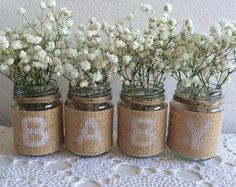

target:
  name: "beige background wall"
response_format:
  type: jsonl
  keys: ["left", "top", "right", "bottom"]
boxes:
{"left": 0, "top": 0, "right": 236, "bottom": 133}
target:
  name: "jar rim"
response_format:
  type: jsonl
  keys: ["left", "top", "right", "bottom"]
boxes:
{"left": 13, "top": 79, "right": 58, "bottom": 97}
{"left": 68, "top": 82, "right": 111, "bottom": 98}
{"left": 175, "top": 84, "right": 222, "bottom": 100}
{"left": 121, "top": 83, "right": 165, "bottom": 99}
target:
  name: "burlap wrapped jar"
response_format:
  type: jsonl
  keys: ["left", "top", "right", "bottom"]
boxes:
{"left": 167, "top": 85, "right": 224, "bottom": 161}
{"left": 65, "top": 83, "right": 113, "bottom": 156}
{"left": 118, "top": 84, "right": 167, "bottom": 157}
{"left": 11, "top": 80, "right": 63, "bottom": 156}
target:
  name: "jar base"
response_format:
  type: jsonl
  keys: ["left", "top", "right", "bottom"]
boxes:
{"left": 15, "top": 147, "right": 63, "bottom": 157}
{"left": 168, "top": 147, "right": 216, "bottom": 162}
{"left": 67, "top": 148, "right": 112, "bottom": 157}
{"left": 118, "top": 145, "right": 163, "bottom": 158}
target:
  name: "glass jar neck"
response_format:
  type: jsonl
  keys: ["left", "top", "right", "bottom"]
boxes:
{"left": 68, "top": 83, "right": 112, "bottom": 98}
{"left": 174, "top": 84, "right": 222, "bottom": 103}
{"left": 13, "top": 80, "right": 59, "bottom": 98}
{"left": 120, "top": 84, "right": 165, "bottom": 100}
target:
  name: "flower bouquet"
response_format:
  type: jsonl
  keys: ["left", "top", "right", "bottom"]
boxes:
{"left": 167, "top": 19, "right": 236, "bottom": 160}
{"left": 0, "top": 0, "right": 73, "bottom": 156}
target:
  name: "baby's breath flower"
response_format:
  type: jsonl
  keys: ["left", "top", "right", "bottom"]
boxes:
{"left": 47, "top": 0, "right": 56, "bottom": 7}
{"left": 141, "top": 4, "right": 152, "bottom": 12}
{"left": 0, "top": 0, "right": 72, "bottom": 86}
{"left": 80, "top": 80, "right": 88, "bottom": 87}
{"left": 163, "top": 3, "right": 172, "bottom": 13}
{"left": 11, "top": 40, "right": 22, "bottom": 49}
{"left": 106, "top": 3, "right": 177, "bottom": 88}
{"left": 17, "top": 7, "right": 26, "bottom": 15}
{"left": 0, "top": 36, "right": 9, "bottom": 50}
{"left": 40, "top": 1, "right": 47, "bottom": 9}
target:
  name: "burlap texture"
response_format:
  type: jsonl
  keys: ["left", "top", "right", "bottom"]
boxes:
{"left": 11, "top": 104, "right": 63, "bottom": 156}
{"left": 118, "top": 104, "right": 167, "bottom": 157}
{"left": 167, "top": 104, "right": 224, "bottom": 160}
{"left": 65, "top": 106, "right": 113, "bottom": 156}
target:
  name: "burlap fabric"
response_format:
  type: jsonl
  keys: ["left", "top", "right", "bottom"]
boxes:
{"left": 12, "top": 94, "right": 63, "bottom": 156}
{"left": 65, "top": 107, "right": 113, "bottom": 156}
{"left": 167, "top": 101, "right": 224, "bottom": 160}
{"left": 65, "top": 95, "right": 113, "bottom": 156}
{"left": 118, "top": 103, "right": 167, "bottom": 157}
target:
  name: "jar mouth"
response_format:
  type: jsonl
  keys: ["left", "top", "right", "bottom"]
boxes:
{"left": 174, "top": 84, "right": 222, "bottom": 100}
{"left": 121, "top": 83, "right": 165, "bottom": 99}
{"left": 14, "top": 79, "right": 58, "bottom": 97}
{"left": 69, "top": 82, "right": 111, "bottom": 98}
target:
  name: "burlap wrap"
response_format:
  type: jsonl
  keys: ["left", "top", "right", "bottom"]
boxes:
{"left": 12, "top": 104, "right": 63, "bottom": 156}
{"left": 65, "top": 106, "right": 113, "bottom": 156}
{"left": 167, "top": 104, "right": 224, "bottom": 160}
{"left": 118, "top": 104, "right": 167, "bottom": 157}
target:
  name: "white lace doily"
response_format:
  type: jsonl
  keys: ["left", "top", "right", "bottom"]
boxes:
{"left": 0, "top": 126, "right": 235, "bottom": 187}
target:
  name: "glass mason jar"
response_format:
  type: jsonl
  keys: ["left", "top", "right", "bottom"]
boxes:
{"left": 11, "top": 80, "right": 63, "bottom": 156}
{"left": 167, "top": 85, "right": 224, "bottom": 161}
{"left": 118, "top": 84, "right": 167, "bottom": 157}
{"left": 65, "top": 83, "right": 113, "bottom": 156}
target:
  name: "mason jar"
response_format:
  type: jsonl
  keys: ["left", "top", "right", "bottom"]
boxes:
{"left": 117, "top": 84, "right": 167, "bottom": 157}
{"left": 65, "top": 83, "right": 113, "bottom": 156}
{"left": 167, "top": 85, "right": 224, "bottom": 161}
{"left": 11, "top": 80, "right": 63, "bottom": 156}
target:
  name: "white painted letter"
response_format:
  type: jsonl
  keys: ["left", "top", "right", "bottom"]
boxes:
{"left": 187, "top": 120, "right": 211, "bottom": 150}
{"left": 22, "top": 117, "right": 49, "bottom": 147}
{"left": 77, "top": 117, "right": 103, "bottom": 145}
{"left": 130, "top": 118, "right": 156, "bottom": 147}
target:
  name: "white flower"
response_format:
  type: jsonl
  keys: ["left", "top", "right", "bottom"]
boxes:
{"left": 125, "top": 80, "right": 130, "bottom": 86}
{"left": 87, "top": 30, "right": 97, "bottom": 38}
{"left": 115, "top": 40, "right": 126, "bottom": 48}
{"left": 192, "top": 76, "right": 201, "bottom": 86}
{"left": 35, "top": 50, "right": 47, "bottom": 60}
{"left": 19, "top": 51, "right": 27, "bottom": 59}
{"left": 182, "top": 78, "right": 191, "bottom": 88}
{"left": 32, "top": 61, "right": 41, "bottom": 68}
{"left": 40, "top": 1, "right": 47, "bottom": 9}
{"left": 33, "top": 36, "right": 42, "bottom": 44}
{"left": 93, "top": 71, "right": 102, "bottom": 82}
{"left": 54, "top": 49, "right": 61, "bottom": 57}
{"left": 184, "top": 19, "right": 194, "bottom": 33}
{"left": 5, "top": 58, "right": 14, "bottom": 66}
{"left": 141, "top": 4, "right": 152, "bottom": 12}
{"left": 127, "top": 12, "right": 134, "bottom": 21}
{"left": 11, "top": 40, "right": 22, "bottom": 49}
{"left": 164, "top": 3, "right": 172, "bottom": 13}
{"left": 88, "top": 53, "right": 97, "bottom": 61}
{"left": 17, "top": 7, "right": 26, "bottom": 15}
{"left": 145, "top": 37, "right": 153, "bottom": 48}
{"left": 108, "top": 54, "right": 118, "bottom": 64}
{"left": 80, "top": 80, "right": 88, "bottom": 87}
{"left": 68, "top": 48, "right": 77, "bottom": 58}
{"left": 0, "top": 64, "right": 8, "bottom": 71}
{"left": 0, "top": 36, "right": 9, "bottom": 50}
{"left": 61, "top": 7, "right": 72, "bottom": 16}
{"left": 131, "top": 40, "right": 139, "bottom": 50}
{"left": 46, "top": 41, "right": 55, "bottom": 51}
{"left": 44, "top": 56, "right": 52, "bottom": 64}
{"left": 80, "top": 60, "right": 91, "bottom": 71}
{"left": 47, "top": 0, "right": 56, "bottom": 7}
{"left": 24, "top": 65, "right": 31, "bottom": 72}
{"left": 123, "top": 55, "right": 132, "bottom": 64}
